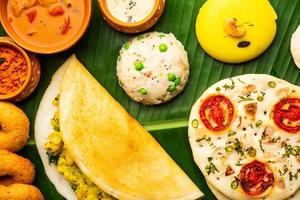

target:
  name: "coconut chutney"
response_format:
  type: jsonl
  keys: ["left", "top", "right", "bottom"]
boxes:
{"left": 106, "top": 0, "right": 156, "bottom": 23}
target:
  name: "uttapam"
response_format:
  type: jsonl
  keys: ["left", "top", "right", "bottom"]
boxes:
{"left": 189, "top": 74, "right": 300, "bottom": 200}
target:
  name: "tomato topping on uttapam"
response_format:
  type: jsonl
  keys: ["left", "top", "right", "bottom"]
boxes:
{"left": 199, "top": 95, "right": 234, "bottom": 131}
{"left": 239, "top": 160, "right": 274, "bottom": 196}
{"left": 273, "top": 98, "right": 300, "bottom": 133}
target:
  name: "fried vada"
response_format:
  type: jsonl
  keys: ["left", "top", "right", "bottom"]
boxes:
{"left": 0, "top": 150, "right": 35, "bottom": 186}
{"left": 0, "top": 101, "right": 30, "bottom": 152}
{"left": 0, "top": 183, "right": 44, "bottom": 200}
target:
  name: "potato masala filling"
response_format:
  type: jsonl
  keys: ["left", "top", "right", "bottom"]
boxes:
{"left": 44, "top": 95, "right": 115, "bottom": 200}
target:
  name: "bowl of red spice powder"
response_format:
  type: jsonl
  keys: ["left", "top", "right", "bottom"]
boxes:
{"left": 0, "top": 37, "right": 40, "bottom": 101}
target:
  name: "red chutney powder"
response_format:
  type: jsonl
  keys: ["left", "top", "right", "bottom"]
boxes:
{"left": 0, "top": 46, "right": 28, "bottom": 96}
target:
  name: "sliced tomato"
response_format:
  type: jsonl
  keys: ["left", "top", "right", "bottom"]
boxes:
{"left": 239, "top": 160, "right": 274, "bottom": 196}
{"left": 48, "top": 5, "right": 65, "bottom": 16}
{"left": 26, "top": 9, "right": 37, "bottom": 23}
{"left": 273, "top": 98, "right": 300, "bottom": 133}
{"left": 199, "top": 95, "right": 234, "bottom": 131}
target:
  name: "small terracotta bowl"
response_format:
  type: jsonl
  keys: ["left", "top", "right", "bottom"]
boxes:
{"left": 98, "top": 0, "right": 165, "bottom": 34}
{"left": 0, "top": 37, "right": 41, "bottom": 102}
{"left": 0, "top": 0, "right": 92, "bottom": 54}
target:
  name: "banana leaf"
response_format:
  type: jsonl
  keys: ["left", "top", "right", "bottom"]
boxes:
{"left": 0, "top": 0, "right": 300, "bottom": 199}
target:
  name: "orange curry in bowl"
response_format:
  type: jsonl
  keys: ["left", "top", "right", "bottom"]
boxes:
{"left": 0, "top": 45, "right": 30, "bottom": 97}
{"left": 5, "top": 0, "right": 86, "bottom": 52}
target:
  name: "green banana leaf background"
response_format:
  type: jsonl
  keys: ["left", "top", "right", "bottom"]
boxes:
{"left": 1, "top": 0, "right": 300, "bottom": 199}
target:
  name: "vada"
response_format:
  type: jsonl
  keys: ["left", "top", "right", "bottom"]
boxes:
{"left": 0, "top": 183, "right": 44, "bottom": 200}
{"left": 0, "top": 102, "right": 30, "bottom": 152}
{"left": 0, "top": 150, "right": 35, "bottom": 186}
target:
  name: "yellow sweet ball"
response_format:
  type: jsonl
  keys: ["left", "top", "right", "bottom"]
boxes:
{"left": 196, "top": 0, "right": 277, "bottom": 63}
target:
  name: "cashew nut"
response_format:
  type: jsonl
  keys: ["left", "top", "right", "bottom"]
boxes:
{"left": 224, "top": 18, "right": 247, "bottom": 38}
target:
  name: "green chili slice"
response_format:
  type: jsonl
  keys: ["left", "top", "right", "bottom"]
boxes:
{"left": 192, "top": 119, "right": 199, "bottom": 128}
{"left": 225, "top": 146, "right": 234, "bottom": 153}
{"left": 257, "top": 96, "right": 264, "bottom": 102}
{"left": 268, "top": 81, "right": 276, "bottom": 88}
{"left": 256, "top": 120, "right": 263, "bottom": 128}
{"left": 231, "top": 179, "right": 239, "bottom": 189}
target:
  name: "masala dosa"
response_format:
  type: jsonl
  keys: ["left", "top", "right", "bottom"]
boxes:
{"left": 35, "top": 55, "right": 203, "bottom": 200}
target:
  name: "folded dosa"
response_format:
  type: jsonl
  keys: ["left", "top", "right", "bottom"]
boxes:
{"left": 59, "top": 55, "right": 203, "bottom": 199}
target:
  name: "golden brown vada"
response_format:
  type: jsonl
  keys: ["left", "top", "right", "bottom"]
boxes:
{"left": 0, "top": 184, "right": 44, "bottom": 200}
{"left": 0, "top": 150, "right": 35, "bottom": 186}
{"left": 0, "top": 101, "right": 30, "bottom": 152}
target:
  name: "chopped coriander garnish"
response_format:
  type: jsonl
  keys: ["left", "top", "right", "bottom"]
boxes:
{"left": 233, "top": 138, "right": 244, "bottom": 156}
{"left": 261, "top": 91, "right": 266, "bottom": 96}
{"left": 279, "top": 165, "right": 288, "bottom": 176}
{"left": 289, "top": 169, "right": 300, "bottom": 181}
{"left": 259, "top": 139, "right": 265, "bottom": 153}
{"left": 236, "top": 160, "right": 242, "bottom": 166}
{"left": 238, "top": 78, "right": 246, "bottom": 84}
{"left": 216, "top": 87, "right": 221, "bottom": 92}
{"left": 47, "top": 152, "right": 59, "bottom": 165}
{"left": 292, "top": 147, "right": 299, "bottom": 156}
{"left": 283, "top": 144, "right": 300, "bottom": 158}
{"left": 270, "top": 136, "right": 281, "bottom": 143}
{"left": 238, "top": 96, "right": 254, "bottom": 103}
{"left": 223, "top": 79, "right": 235, "bottom": 90}
{"left": 228, "top": 131, "right": 237, "bottom": 137}
{"left": 196, "top": 135, "right": 206, "bottom": 142}
{"left": 205, "top": 157, "right": 219, "bottom": 175}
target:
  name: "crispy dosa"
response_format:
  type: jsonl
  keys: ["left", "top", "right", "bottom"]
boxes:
{"left": 57, "top": 55, "right": 203, "bottom": 199}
